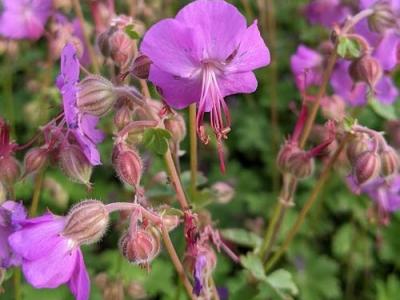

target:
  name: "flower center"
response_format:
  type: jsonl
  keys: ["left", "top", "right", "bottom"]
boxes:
{"left": 196, "top": 62, "right": 231, "bottom": 172}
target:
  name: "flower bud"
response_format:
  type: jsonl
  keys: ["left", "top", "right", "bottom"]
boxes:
{"left": 63, "top": 200, "right": 109, "bottom": 245}
{"left": 59, "top": 145, "right": 92, "bottom": 186}
{"left": 277, "top": 142, "right": 298, "bottom": 173}
{"left": 110, "top": 30, "right": 135, "bottom": 68}
{"left": 349, "top": 55, "right": 382, "bottom": 89}
{"left": 368, "top": 1, "right": 398, "bottom": 33}
{"left": 353, "top": 151, "right": 382, "bottom": 184}
{"left": 97, "top": 28, "right": 116, "bottom": 57}
{"left": 113, "top": 145, "right": 142, "bottom": 187}
{"left": 346, "top": 133, "right": 370, "bottom": 163}
{"left": 119, "top": 228, "right": 161, "bottom": 265}
{"left": 286, "top": 151, "right": 314, "bottom": 179}
{"left": 114, "top": 105, "right": 132, "bottom": 130}
{"left": 211, "top": 182, "right": 235, "bottom": 204}
{"left": 126, "top": 281, "right": 147, "bottom": 299}
{"left": 0, "top": 156, "right": 20, "bottom": 186}
{"left": 165, "top": 113, "right": 186, "bottom": 144}
{"left": 380, "top": 146, "right": 399, "bottom": 177}
{"left": 77, "top": 75, "right": 117, "bottom": 117}
{"left": 22, "top": 147, "right": 48, "bottom": 177}
{"left": 94, "top": 272, "right": 109, "bottom": 290}
{"left": 130, "top": 54, "right": 152, "bottom": 79}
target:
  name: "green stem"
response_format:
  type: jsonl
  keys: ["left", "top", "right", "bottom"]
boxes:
{"left": 13, "top": 268, "right": 22, "bottom": 300}
{"left": 29, "top": 169, "right": 45, "bottom": 217}
{"left": 189, "top": 104, "right": 198, "bottom": 197}
{"left": 264, "top": 134, "right": 351, "bottom": 271}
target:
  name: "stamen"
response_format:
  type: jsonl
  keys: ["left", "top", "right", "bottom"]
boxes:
{"left": 196, "top": 63, "right": 231, "bottom": 172}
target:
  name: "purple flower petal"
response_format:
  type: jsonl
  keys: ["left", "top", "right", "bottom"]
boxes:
{"left": 374, "top": 30, "right": 400, "bottom": 71}
{"left": 375, "top": 76, "right": 399, "bottom": 105}
{"left": 140, "top": 18, "right": 202, "bottom": 77}
{"left": 176, "top": 0, "right": 247, "bottom": 61}
{"left": 219, "top": 71, "right": 258, "bottom": 97}
{"left": 0, "top": 0, "right": 52, "bottom": 40}
{"left": 9, "top": 214, "right": 65, "bottom": 260}
{"left": 22, "top": 238, "right": 77, "bottom": 288}
{"left": 193, "top": 255, "right": 207, "bottom": 296}
{"left": 68, "top": 250, "right": 90, "bottom": 300}
{"left": 148, "top": 65, "right": 202, "bottom": 109}
{"left": 305, "top": 0, "right": 350, "bottom": 28}
{"left": 224, "top": 21, "right": 270, "bottom": 73}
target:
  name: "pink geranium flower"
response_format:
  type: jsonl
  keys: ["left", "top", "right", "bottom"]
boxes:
{"left": 140, "top": 0, "right": 270, "bottom": 171}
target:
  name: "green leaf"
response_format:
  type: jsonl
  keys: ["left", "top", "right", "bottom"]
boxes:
{"left": 221, "top": 228, "right": 262, "bottom": 249}
{"left": 337, "top": 36, "right": 361, "bottom": 59}
{"left": 343, "top": 116, "right": 357, "bottom": 132}
{"left": 142, "top": 128, "right": 172, "bottom": 155}
{"left": 369, "top": 97, "right": 397, "bottom": 120}
{"left": 240, "top": 253, "right": 267, "bottom": 281}
{"left": 266, "top": 269, "right": 299, "bottom": 296}
{"left": 124, "top": 24, "right": 140, "bottom": 39}
{"left": 332, "top": 224, "right": 354, "bottom": 258}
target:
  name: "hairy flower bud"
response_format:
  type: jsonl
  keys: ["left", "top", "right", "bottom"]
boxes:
{"left": 162, "top": 214, "right": 180, "bottom": 232}
{"left": 346, "top": 133, "right": 370, "bottom": 164}
{"left": 0, "top": 156, "right": 20, "bottom": 186}
{"left": 113, "top": 145, "right": 142, "bottom": 187}
{"left": 130, "top": 54, "right": 152, "bottom": 79}
{"left": 22, "top": 147, "right": 47, "bottom": 177}
{"left": 126, "top": 281, "right": 147, "bottom": 299}
{"left": 165, "top": 114, "right": 186, "bottom": 144}
{"left": 349, "top": 55, "right": 382, "bottom": 89}
{"left": 368, "top": 1, "right": 398, "bottom": 33}
{"left": 110, "top": 30, "right": 135, "bottom": 68}
{"left": 354, "top": 151, "right": 382, "bottom": 184}
{"left": 97, "top": 28, "right": 116, "bottom": 57}
{"left": 77, "top": 75, "right": 117, "bottom": 117}
{"left": 63, "top": 200, "right": 109, "bottom": 245}
{"left": 103, "top": 280, "right": 124, "bottom": 300}
{"left": 59, "top": 145, "right": 92, "bottom": 186}
{"left": 380, "top": 146, "right": 399, "bottom": 177}
{"left": 286, "top": 151, "right": 314, "bottom": 179}
{"left": 114, "top": 105, "right": 132, "bottom": 130}
{"left": 119, "top": 228, "right": 161, "bottom": 264}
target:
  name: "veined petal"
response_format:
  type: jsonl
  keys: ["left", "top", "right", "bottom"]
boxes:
{"left": 22, "top": 239, "right": 77, "bottom": 288}
{"left": 9, "top": 215, "right": 65, "bottom": 260}
{"left": 219, "top": 71, "right": 258, "bottom": 98}
{"left": 68, "top": 250, "right": 90, "bottom": 300}
{"left": 149, "top": 65, "right": 202, "bottom": 109}
{"left": 141, "top": 18, "right": 202, "bottom": 77}
{"left": 225, "top": 21, "right": 270, "bottom": 73}
{"left": 176, "top": 0, "right": 247, "bottom": 61}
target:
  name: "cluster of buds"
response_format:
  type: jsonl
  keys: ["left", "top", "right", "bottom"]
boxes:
{"left": 346, "top": 125, "right": 400, "bottom": 185}
{"left": 94, "top": 273, "right": 147, "bottom": 300}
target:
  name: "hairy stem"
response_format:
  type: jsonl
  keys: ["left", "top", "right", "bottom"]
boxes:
{"left": 189, "top": 103, "right": 198, "bottom": 196}
{"left": 13, "top": 268, "right": 21, "bottom": 300}
{"left": 72, "top": 0, "right": 100, "bottom": 73}
{"left": 265, "top": 134, "right": 351, "bottom": 271}
{"left": 161, "top": 226, "right": 195, "bottom": 300}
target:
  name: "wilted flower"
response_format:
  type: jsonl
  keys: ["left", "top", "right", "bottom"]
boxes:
{"left": 141, "top": 0, "right": 270, "bottom": 171}
{"left": 0, "top": 201, "right": 26, "bottom": 268}
{"left": 9, "top": 213, "right": 90, "bottom": 300}
{"left": 0, "top": 0, "right": 52, "bottom": 40}
{"left": 57, "top": 43, "right": 105, "bottom": 165}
